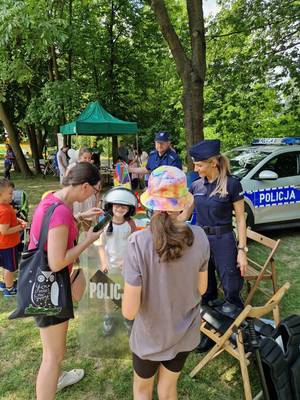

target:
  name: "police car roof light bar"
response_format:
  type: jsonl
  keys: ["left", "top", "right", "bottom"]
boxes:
{"left": 252, "top": 137, "right": 300, "bottom": 146}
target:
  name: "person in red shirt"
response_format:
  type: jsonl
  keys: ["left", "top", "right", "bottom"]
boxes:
{"left": 0, "top": 179, "right": 27, "bottom": 296}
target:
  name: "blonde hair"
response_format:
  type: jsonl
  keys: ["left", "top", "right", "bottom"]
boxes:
{"left": 208, "top": 154, "right": 231, "bottom": 198}
{"left": 78, "top": 147, "right": 91, "bottom": 158}
{"left": 150, "top": 212, "right": 194, "bottom": 262}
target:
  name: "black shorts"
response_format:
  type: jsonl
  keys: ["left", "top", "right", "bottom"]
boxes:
{"left": 132, "top": 351, "right": 190, "bottom": 379}
{"left": 34, "top": 316, "right": 69, "bottom": 328}
{"left": 0, "top": 246, "right": 18, "bottom": 272}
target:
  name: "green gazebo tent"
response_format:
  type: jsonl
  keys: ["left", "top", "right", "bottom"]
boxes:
{"left": 59, "top": 101, "right": 138, "bottom": 136}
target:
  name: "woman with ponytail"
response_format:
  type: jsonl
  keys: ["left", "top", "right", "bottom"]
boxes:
{"left": 186, "top": 140, "right": 248, "bottom": 313}
{"left": 122, "top": 166, "right": 209, "bottom": 400}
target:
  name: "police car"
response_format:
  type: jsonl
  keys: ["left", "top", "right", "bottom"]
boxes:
{"left": 226, "top": 137, "right": 300, "bottom": 231}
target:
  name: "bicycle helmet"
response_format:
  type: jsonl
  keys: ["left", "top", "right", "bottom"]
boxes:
{"left": 102, "top": 186, "right": 137, "bottom": 217}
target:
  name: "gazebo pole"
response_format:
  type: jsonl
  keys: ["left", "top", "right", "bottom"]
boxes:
{"left": 107, "top": 137, "right": 110, "bottom": 168}
{"left": 135, "top": 133, "right": 139, "bottom": 155}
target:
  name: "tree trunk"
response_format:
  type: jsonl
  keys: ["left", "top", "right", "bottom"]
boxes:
{"left": 186, "top": 0, "right": 206, "bottom": 144}
{"left": 48, "top": 55, "right": 54, "bottom": 81}
{"left": 36, "top": 128, "right": 44, "bottom": 158}
{"left": 0, "top": 102, "right": 33, "bottom": 176}
{"left": 108, "top": 0, "right": 116, "bottom": 103}
{"left": 150, "top": 0, "right": 206, "bottom": 170}
{"left": 68, "top": 0, "right": 73, "bottom": 80}
{"left": 93, "top": 60, "right": 100, "bottom": 95}
{"left": 27, "top": 125, "right": 42, "bottom": 174}
{"left": 51, "top": 46, "right": 60, "bottom": 81}
{"left": 13, "top": 157, "right": 21, "bottom": 172}
{"left": 108, "top": 0, "right": 118, "bottom": 162}
{"left": 182, "top": 63, "right": 205, "bottom": 164}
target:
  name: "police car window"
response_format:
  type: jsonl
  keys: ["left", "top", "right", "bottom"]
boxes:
{"left": 257, "top": 152, "right": 299, "bottom": 178}
{"left": 227, "top": 149, "right": 269, "bottom": 179}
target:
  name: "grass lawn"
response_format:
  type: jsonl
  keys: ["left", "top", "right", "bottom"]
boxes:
{"left": 0, "top": 172, "right": 299, "bottom": 399}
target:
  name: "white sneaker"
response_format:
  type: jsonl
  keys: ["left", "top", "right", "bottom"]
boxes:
{"left": 56, "top": 369, "right": 85, "bottom": 392}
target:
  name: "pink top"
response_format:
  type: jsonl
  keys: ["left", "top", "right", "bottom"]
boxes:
{"left": 29, "top": 193, "right": 78, "bottom": 272}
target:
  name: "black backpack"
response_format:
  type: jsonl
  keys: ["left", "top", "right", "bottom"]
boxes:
{"left": 259, "top": 315, "right": 300, "bottom": 400}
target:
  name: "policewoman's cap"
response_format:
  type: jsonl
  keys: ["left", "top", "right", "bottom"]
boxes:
{"left": 189, "top": 139, "right": 220, "bottom": 161}
{"left": 155, "top": 131, "right": 171, "bottom": 142}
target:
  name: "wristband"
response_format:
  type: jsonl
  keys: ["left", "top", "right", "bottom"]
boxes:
{"left": 238, "top": 246, "right": 248, "bottom": 253}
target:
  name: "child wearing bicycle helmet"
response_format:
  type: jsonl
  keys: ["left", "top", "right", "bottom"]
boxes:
{"left": 96, "top": 186, "right": 137, "bottom": 336}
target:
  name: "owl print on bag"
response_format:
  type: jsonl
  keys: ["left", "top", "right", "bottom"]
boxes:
{"left": 31, "top": 270, "right": 59, "bottom": 309}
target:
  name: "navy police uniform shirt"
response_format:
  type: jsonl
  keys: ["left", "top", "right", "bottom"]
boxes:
{"left": 189, "top": 175, "right": 244, "bottom": 227}
{"left": 146, "top": 148, "right": 182, "bottom": 172}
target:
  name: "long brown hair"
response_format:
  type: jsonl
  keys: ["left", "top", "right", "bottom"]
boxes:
{"left": 209, "top": 154, "right": 230, "bottom": 198}
{"left": 150, "top": 212, "right": 194, "bottom": 262}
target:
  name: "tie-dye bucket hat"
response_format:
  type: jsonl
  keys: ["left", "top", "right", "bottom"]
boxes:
{"left": 140, "top": 166, "right": 194, "bottom": 212}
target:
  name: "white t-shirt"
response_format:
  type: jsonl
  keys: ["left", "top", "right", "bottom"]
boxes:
{"left": 57, "top": 150, "right": 68, "bottom": 174}
{"left": 95, "top": 220, "right": 136, "bottom": 272}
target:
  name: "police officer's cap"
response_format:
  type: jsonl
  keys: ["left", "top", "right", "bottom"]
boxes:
{"left": 155, "top": 131, "right": 171, "bottom": 142}
{"left": 189, "top": 139, "right": 220, "bottom": 161}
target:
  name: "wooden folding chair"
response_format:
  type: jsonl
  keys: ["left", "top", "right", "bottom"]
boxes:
{"left": 190, "top": 282, "right": 290, "bottom": 400}
{"left": 244, "top": 229, "right": 280, "bottom": 314}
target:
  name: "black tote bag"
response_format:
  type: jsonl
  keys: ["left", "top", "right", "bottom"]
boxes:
{"left": 9, "top": 203, "right": 74, "bottom": 320}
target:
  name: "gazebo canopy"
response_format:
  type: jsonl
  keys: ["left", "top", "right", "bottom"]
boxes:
{"left": 60, "top": 101, "right": 138, "bottom": 136}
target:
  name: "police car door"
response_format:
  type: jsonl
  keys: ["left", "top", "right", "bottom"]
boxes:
{"left": 249, "top": 150, "right": 300, "bottom": 224}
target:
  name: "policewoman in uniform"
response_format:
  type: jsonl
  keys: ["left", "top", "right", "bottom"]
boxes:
{"left": 187, "top": 139, "right": 248, "bottom": 308}
{"left": 128, "top": 132, "right": 182, "bottom": 178}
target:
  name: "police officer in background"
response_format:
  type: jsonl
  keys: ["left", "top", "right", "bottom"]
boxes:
{"left": 180, "top": 139, "right": 248, "bottom": 309}
{"left": 128, "top": 131, "right": 182, "bottom": 177}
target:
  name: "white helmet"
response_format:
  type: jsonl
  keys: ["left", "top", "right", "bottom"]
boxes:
{"left": 102, "top": 187, "right": 137, "bottom": 216}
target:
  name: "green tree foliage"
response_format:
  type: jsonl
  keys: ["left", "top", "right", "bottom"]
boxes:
{"left": 0, "top": 0, "right": 299, "bottom": 175}
{"left": 204, "top": 0, "right": 300, "bottom": 149}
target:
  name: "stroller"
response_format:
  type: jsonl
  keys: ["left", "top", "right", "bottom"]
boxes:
{"left": 12, "top": 190, "right": 29, "bottom": 221}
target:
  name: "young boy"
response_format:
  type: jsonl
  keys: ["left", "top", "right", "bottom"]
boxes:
{"left": 0, "top": 179, "right": 26, "bottom": 297}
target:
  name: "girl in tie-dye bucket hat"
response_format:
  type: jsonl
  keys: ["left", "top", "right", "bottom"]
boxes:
{"left": 122, "top": 166, "right": 209, "bottom": 399}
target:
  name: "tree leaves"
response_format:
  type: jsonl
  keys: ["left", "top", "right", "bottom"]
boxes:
{"left": 0, "top": 0, "right": 298, "bottom": 170}
{"left": 205, "top": 0, "right": 300, "bottom": 146}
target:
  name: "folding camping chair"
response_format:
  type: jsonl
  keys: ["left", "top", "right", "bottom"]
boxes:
{"left": 244, "top": 229, "right": 281, "bottom": 323}
{"left": 190, "top": 282, "right": 290, "bottom": 400}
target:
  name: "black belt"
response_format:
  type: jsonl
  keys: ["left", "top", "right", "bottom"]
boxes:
{"left": 201, "top": 224, "right": 233, "bottom": 235}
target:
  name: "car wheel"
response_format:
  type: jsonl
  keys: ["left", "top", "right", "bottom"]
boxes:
{"left": 245, "top": 204, "right": 254, "bottom": 229}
